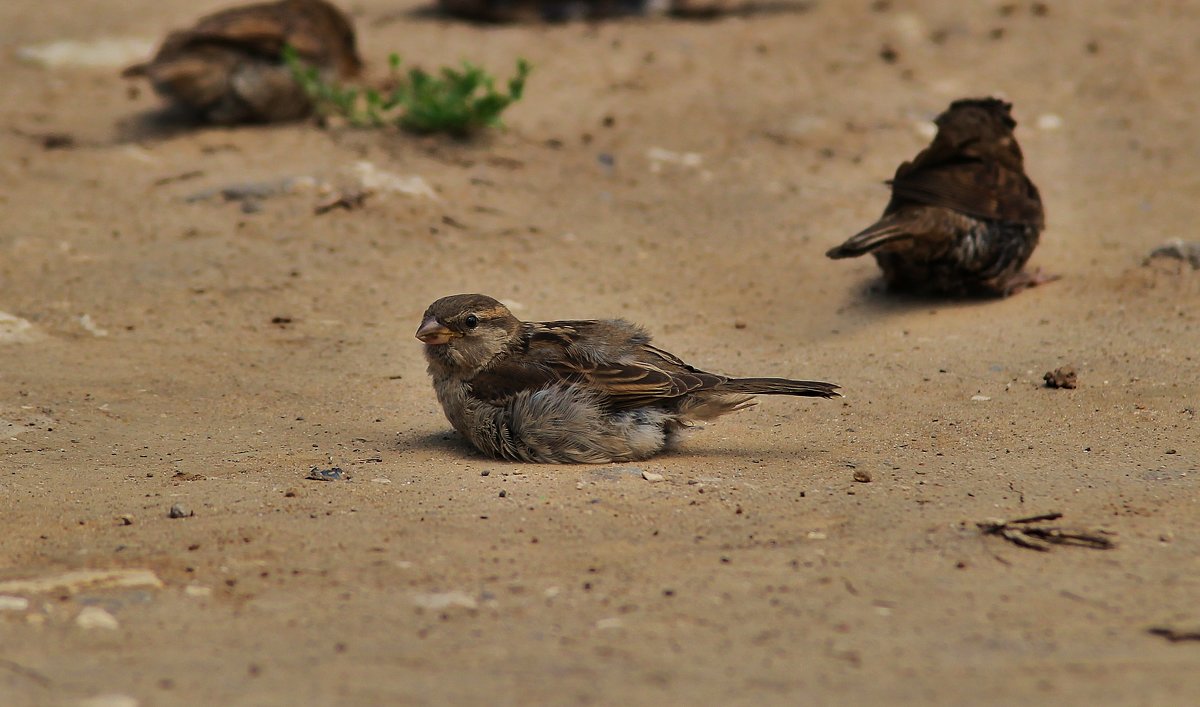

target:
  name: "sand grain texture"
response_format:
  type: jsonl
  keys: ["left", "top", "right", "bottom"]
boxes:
{"left": 1, "top": 1, "right": 1198, "bottom": 705}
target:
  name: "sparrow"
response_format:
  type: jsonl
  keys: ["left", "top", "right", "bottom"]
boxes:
{"left": 122, "top": 0, "right": 362, "bottom": 124}
{"left": 416, "top": 294, "right": 840, "bottom": 463}
{"left": 826, "top": 97, "right": 1053, "bottom": 297}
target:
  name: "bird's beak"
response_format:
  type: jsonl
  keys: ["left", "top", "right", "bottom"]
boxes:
{"left": 415, "top": 316, "right": 454, "bottom": 345}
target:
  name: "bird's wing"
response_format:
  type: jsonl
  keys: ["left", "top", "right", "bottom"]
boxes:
{"left": 186, "top": 10, "right": 293, "bottom": 57}
{"left": 467, "top": 321, "right": 723, "bottom": 410}
{"left": 889, "top": 160, "right": 1044, "bottom": 226}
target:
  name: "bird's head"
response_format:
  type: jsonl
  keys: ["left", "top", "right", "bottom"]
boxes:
{"left": 934, "top": 97, "right": 1023, "bottom": 164}
{"left": 416, "top": 294, "right": 521, "bottom": 374}
{"left": 937, "top": 97, "right": 1016, "bottom": 134}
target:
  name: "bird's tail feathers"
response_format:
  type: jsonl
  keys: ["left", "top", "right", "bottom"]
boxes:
{"left": 677, "top": 394, "right": 756, "bottom": 423}
{"left": 719, "top": 378, "right": 841, "bottom": 398}
{"left": 826, "top": 219, "right": 912, "bottom": 259}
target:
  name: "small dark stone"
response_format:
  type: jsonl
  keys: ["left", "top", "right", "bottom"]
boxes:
{"left": 1043, "top": 366, "right": 1078, "bottom": 389}
{"left": 168, "top": 504, "right": 193, "bottom": 519}
{"left": 41, "top": 133, "right": 76, "bottom": 150}
{"left": 306, "top": 467, "right": 345, "bottom": 481}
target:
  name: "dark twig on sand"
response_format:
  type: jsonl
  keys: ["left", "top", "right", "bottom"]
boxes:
{"left": 977, "top": 512, "right": 1116, "bottom": 552}
{"left": 0, "top": 658, "right": 52, "bottom": 688}
{"left": 1148, "top": 626, "right": 1200, "bottom": 643}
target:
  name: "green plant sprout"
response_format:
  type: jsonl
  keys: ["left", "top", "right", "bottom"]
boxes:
{"left": 284, "top": 47, "right": 530, "bottom": 137}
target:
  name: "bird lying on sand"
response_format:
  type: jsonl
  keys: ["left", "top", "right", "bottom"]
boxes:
{"left": 123, "top": 0, "right": 361, "bottom": 124}
{"left": 826, "top": 97, "right": 1054, "bottom": 297}
{"left": 416, "top": 294, "right": 840, "bottom": 463}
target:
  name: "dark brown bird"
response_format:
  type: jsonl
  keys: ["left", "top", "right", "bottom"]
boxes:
{"left": 436, "top": 0, "right": 733, "bottom": 22}
{"left": 826, "top": 97, "right": 1053, "bottom": 296}
{"left": 122, "top": 0, "right": 361, "bottom": 124}
{"left": 416, "top": 294, "right": 840, "bottom": 463}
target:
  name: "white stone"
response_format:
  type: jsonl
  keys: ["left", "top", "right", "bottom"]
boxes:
{"left": 0, "top": 568, "right": 162, "bottom": 595}
{"left": 77, "top": 695, "right": 139, "bottom": 707}
{"left": 1036, "top": 114, "right": 1064, "bottom": 131}
{"left": 913, "top": 120, "right": 938, "bottom": 140}
{"left": 350, "top": 162, "right": 438, "bottom": 199}
{"left": 80, "top": 314, "right": 109, "bottom": 337}
{"left": 75, "top": 606, "right": 119, "bottom": 630}
{"left": 0, "top": 595, "right": 30, "bottom": 611}
{"left": 0, "top": 312, "right": 40, "bottom": 344}
{"left": 412, "top": 591, "right": 477, "bottom": 610}
{"left": 17, "top": 38, "right": 155, "bottom": 69}
{"left": 646, "top": 147, "right": 703, "bottom": 169}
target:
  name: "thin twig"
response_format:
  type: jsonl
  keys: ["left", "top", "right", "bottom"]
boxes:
{"left": 977, "top": 512, "right": 1115, "bottom": 552}
{"left": 0, "top": 658, "right": 52, "bottom": 688}
{"left": 1149, "top": 627, "right": 1200, "bottom": 643}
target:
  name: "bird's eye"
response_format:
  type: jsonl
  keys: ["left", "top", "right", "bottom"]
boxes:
{"left": 464, "top": 314, "right": 479, "bottom": 329}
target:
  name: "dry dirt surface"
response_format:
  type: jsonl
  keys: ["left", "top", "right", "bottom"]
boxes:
{"left": 2, "top": 1, "right": 1199, "bottom": 705}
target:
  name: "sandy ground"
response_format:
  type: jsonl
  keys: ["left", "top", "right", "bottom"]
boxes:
{"left": 2, "top": 1, "right": 1199, "bottom": 704}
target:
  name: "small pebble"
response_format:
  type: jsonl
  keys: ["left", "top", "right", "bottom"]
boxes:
{"left": 970, "top": 395, "right": 991, "bottom": 401}
{"left": 412, "top": 591, "right": 477, "bottom": 611}
{"left": 641, "top": 470, "right": 665, "bottom": 482}
{"left": 1044, "top": 366, "right": 1078, "bottom": 389}
{"left": 499, "top": 489, "right": 507, "bottom": 498}
{"left": 77, "top": 695, "right": 140, "bottom": 707}
{"left": 168, "top": 504, "right": 192, "bottom": 519}
{"left": 1145, "top": 239, "right": 1200, "bottom": 269}
{"left": 852, "top": 469, "right": 873, "bottom": 483}
{"left": 1036, "top": 113, "right": 1063, "bottom": 131}
{"left": 75, "top": 606, "right": 119, "bottom": 630}
{"left": 306, "top": 466, "right": 345, "bottom": 481}
{"left": 118, "top": 514, "right": 135, "bottom": 526}
{"left": 0, "top": 595, "right": 30, "bottom": 611}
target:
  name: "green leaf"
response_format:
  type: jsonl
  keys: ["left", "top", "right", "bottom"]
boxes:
{"left": 284, "top": 51, "right": 532, "bottom": 136}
